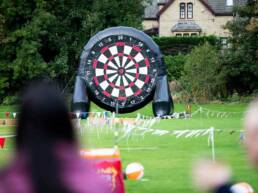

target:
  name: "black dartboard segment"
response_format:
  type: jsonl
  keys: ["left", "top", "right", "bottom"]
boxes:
{"left": 79, "top": 27, "right": 162, "bottom": 112}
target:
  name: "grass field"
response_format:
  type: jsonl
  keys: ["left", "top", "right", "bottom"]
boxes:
{"left": 0, "top": 103, "right": 257, "bottom": 193}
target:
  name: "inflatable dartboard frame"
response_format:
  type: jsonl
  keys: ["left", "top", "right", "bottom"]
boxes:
{"left": 72, "top": 26, "right": 173, "bottom": 117}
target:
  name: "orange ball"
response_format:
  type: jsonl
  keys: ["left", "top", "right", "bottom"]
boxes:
{"left": 125, "top": 162, "right": 144, "bottom": 180}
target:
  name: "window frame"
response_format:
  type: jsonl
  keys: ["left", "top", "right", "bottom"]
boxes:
{"left": 187, "top": 3, "right": 193, "bottom": 19}
{"left": 180, "top": 3, "right": 186, "bottom": 19}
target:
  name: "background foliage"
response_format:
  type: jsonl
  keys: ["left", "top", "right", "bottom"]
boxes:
{"left": 0, "top": 0, "right": 144, "bottom": 103}
{"left": 222, "top": 0, "right": 258, "bottom": 96}
{"left": 165, "top": 1, "right": 258, "bottom": 102}
{"left": 180, "top": 43, "right": 226, "bottom": 103}
{"left": 164, "top": 55, "right": 186, "bottom": 81}
{"left": 0, "top": 0, "right": 257, "bottom": 104}
{"left": 153, "top": 36, "right": 219, "bottom": 55}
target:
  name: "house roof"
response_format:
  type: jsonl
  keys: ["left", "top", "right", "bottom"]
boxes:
{"left": 144, "top": 0, "right": 169, "bottom": 19}
{"left": 144, "top": 0, "right": 246, "bottom": 18}
{"left": 206, "top": 0, "right": 233, "bottom": 15}
{"left": 144, "top": 0, "right": 159, "bottom": 19}
{"left": 157, "top": 0, "right": 168, "bottom": 5}
{"left": 171, "top": 21, "right": 202, "bottom": 32}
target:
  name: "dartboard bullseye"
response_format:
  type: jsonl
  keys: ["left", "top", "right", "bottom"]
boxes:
{"left": 73, "top": 27, "right": 173, "bottom": 115}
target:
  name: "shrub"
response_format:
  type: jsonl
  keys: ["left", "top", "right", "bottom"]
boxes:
{"left": 164, "top": 55, "right": 186, "bottom": 81}
{"left": 2, "top": 96, "right": 18, "bottom": 105}
{"left": 153, "top": 36, "right": 219, "bottom": 55}
{"left": 0, "top": 77, "right": 9, "bottom": 103}
{"left": 180, "top": 43, "right": 226, "bottom": 103}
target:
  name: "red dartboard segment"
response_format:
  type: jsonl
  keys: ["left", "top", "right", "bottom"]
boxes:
{"left": 108, "top": 56, "right": 114, "bottom": 61}
{"left": 103, "top": 64, "right": 108, "bottom": 70}
{"left": 109, "top": 82, "right": 115, "bottom": 88}
{"left": 100, "top": 46, "right": 109, "bottom": 54}
{"left": 145, "top": 58, "right": 150, "bottom": 67}
{"left": 133, "top": 89, "right": 142, "bottom": 97}
{"left": 102, "top": 90, "right": 111, "bottom": 97}
{"left": 135, "top": 73, "right": 139, "bottom": 79}
{"left": 116, "top": 42, "right": 125, "bottom": 46}
{"left": 129, "top": 82, "right": 135, "bottom": 87}
{"left": 119, "top": 86, "right": 125, "bottom": 90}
{"left": 145, "top": 75, "right": 150, "bottom": 83}
{"left": 118, "top": 96, "right": 127, "bottom": 101}
{"left": 127, "top": 55, "right": 133, "bottom": 60}
{"left": 93, "top": 76, "right": 99, "bottom": 86}
{"left": 132, "top": 45, "right": 141, "bottom": 52}
{"left": 93, "top": 59, "right": 98, "bottom": 69}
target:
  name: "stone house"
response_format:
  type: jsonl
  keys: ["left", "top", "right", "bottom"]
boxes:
{"left": 143, "top": 0, "right": 245, "bottom": 37}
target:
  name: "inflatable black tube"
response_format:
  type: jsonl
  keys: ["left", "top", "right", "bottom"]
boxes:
{"left": 73, "top": 26, "right": 173, "bottom": 116}
{"left": 72, "top": 76, "right": 90, "bottom": 118}
{"left": 152, "top": 74, "right": 174, "bottom": 117}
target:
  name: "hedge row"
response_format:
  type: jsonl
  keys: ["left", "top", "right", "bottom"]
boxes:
{"left": 153, "top": 36, "right": 220, "bottom": 55}
{"left": 164, "top": 55, "right": 186, "bottom": 81}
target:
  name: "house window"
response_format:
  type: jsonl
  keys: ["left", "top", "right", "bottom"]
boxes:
{"left": 183, "top": 33, "right": 189, "bottom": 37}
{"left": 176, "top": 33, "right": 182, "bottom": 37}
{"left": 191, "top": 33, "right": 197, "bottom": 36}
{"left": 187, "top": 3, "right": 193, "bottom": 19}
{"left": 226, "top": 0, "right": 233, "bottom": 6}
{"left": 180, "top": 3, "right": 186, "bottom": 19}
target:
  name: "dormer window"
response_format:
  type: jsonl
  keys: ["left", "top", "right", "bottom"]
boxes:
{"left": 187, "top": 3, "right": 193, "bottom": 19}
{"left": 180, "top": 3, "right": 186, "bottom": 19}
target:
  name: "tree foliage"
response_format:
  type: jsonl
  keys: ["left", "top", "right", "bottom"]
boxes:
{"left": 0, "top": 0, "right": 144, "bottom": 102}
{"left": 0, "top": 0, "right": 94, "bottom": 99}
{"left": 164, "top": 55, "right": 186, "bottom": 81}
{"left": 91, "top": 0, "right": 144, "bottom": 33}
{"left": 223, "top": 0, "right": 258, "bottom": 95}
{"left": 153, "top": 36, "right": 219, "bottom": 55}
{"left": 180, "top": 43, "right": 225, "bottom": 102}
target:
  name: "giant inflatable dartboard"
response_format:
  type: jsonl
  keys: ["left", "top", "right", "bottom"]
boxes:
{"left": 73, "top": 27, "right": 173, "bottom": 116}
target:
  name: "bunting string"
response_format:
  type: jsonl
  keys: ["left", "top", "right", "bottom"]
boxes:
{"left": 0, "top": 105, "right": 246, "bottom": 120}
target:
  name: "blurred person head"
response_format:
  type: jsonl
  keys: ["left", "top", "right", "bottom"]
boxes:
{"left": 244, "top": 100, "right": 258, "bottom": 165}
{"left": 17, "top": 80, "right": 75, "bottom": 193}
{"left": 192, "top": 159, "right": 232, "bottom": 192}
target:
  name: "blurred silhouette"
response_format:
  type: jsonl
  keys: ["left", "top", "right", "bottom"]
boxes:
{"left": 192, "top": 159, "right": 233, "bottom": 193}
{"left": 192, "top": 100, "right": 258, "bottom": 193}
{"left": 244, "top": 100, "right": 258, "bottom": 166}
{"left": 0, "top": 81, "right": 107, "bottom": 193}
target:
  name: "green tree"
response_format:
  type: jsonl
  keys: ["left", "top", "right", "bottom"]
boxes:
{"left": 0, "top": 0, "right": 145, "bottom": 103}
{"left": 223, "top": 0, "right": 258, "bottom": 95}
{"left": 164, "top": 55, "right": 186, "bottom": 81}
{"left": 0, "top": 0, "right": 93, "bottom": 102}
{"left": 180, "top": 43, "right": 225, "bottom": 102}
{"left": 91, "top": 0, "right": 144, "bottom": 33}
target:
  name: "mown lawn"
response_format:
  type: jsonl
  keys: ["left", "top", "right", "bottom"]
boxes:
{"left": 0, "top": 103, "right": 257, "bottom": 193}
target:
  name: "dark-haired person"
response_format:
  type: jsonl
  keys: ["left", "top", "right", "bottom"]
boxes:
{"left": 0, "top": 82, "right": 108, "bottom": 193}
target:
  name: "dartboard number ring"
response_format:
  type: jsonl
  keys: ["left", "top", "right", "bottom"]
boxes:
{"left": 84, "top": 35, "right": 158, "bottom": 110}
